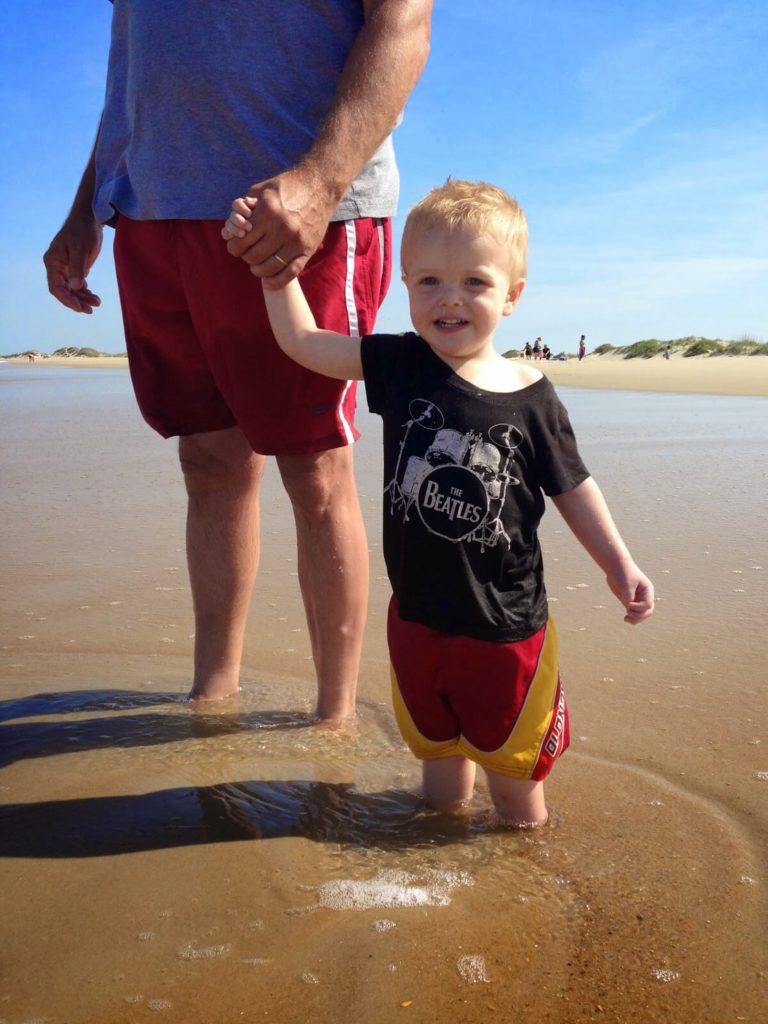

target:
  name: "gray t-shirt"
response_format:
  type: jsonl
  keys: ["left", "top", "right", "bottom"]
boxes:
{"left": 93, "top": 0, "right": 399, "bottom": 224}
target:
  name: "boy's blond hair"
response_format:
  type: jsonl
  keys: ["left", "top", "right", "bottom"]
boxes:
{"left": 402, "top": 179, "right": 528, "bottom": 279}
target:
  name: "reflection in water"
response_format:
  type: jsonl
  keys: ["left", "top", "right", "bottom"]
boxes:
{"left": 0, "top": 690, "right": 314, "bottom": 768}
{"left": 0, "top": 686, "right": 500, "bottom": 860}
{"left": 0, "top": 779, "right": 483, "bottom": 858}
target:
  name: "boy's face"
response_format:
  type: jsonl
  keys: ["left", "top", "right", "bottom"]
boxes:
{"left": 401, "top": 226, "right": 524, "bottom": 368}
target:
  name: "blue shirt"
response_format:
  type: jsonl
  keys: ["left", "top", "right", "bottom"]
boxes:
{"left": 94, "top": 0, "right": 399, "bottom": 223}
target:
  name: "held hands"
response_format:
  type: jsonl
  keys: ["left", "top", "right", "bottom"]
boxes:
{"left": 222, "top": 168, "right": 337, "bottom": 289}
{"left": 43, "top": 212, "right": 103, "bottom": 314}
{"left": 606, "top": 563, "right": 655, "bottom": 625}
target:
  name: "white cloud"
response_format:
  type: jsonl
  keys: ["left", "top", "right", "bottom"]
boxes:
{"left": 555, "top": 109, "right": 667, "bottom": 164}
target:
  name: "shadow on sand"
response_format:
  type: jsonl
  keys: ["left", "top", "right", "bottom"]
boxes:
{"left": 0, "top": 780, "right": 482, "bottom": 858}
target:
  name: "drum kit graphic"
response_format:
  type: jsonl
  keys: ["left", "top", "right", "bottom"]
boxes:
{"left": 384, "top": 399, "right": 524, "bottom": 550}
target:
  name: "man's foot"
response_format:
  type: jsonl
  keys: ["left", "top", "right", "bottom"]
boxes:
{"left": 309, "top": 707, "right": 358, "bottom": 732}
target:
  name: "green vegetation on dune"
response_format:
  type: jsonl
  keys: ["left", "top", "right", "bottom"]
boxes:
{"left": 622, "top": 340, "right": 661, "bottom": 359}
{"left": 52, "top": 346, "right": 118, "bottom": 358}
{"left": 2, "top": 347, "right": 126, "bottom": 358}
{"left": 683, "top": 339, "right": 723, "bottom": 357}
{"left": 593, "top": 336, "right": 768, "bottom": 359}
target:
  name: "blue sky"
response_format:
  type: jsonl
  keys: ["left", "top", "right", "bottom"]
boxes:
{"left": 2, "top": 0, "right": 766, "bottom": 355}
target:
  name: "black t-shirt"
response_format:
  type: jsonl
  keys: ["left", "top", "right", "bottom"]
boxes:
{"left": 362, "top": 333, "right": 590, "bottom": 641}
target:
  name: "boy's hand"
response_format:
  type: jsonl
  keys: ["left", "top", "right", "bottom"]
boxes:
{"left": 221, "top": 196, "right": 255, "bottom": 241}
{"left": 606, "top": 565, "right": 655, "bottom": 625}
{"left": 551, "top": 478, "right": 655, "bottom": 626}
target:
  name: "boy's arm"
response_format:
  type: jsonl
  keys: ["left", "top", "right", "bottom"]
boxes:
{"left": 551, "top": 477, "right": 655, "bottom": 625}
{"left": 262, "top": 278, "right": 364, "bottom": 381}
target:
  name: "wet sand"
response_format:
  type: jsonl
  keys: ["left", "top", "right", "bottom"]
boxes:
{"left": 1, "top": 366, "right": 766, "bottom": 1023}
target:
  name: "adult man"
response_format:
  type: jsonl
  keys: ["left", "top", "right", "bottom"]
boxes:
{"left": 43, "top": 0, "right": 433, "bottom": 722}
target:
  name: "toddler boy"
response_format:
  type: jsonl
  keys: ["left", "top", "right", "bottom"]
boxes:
{"left": 224, "top": 180, "right": 654, "bottom": 826}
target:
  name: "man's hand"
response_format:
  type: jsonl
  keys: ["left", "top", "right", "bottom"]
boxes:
{"left": 44, "top": 213, "right": 103, "bottom": 314}
{"left": 222, "top": 168, "right": 337, "bottom": 290}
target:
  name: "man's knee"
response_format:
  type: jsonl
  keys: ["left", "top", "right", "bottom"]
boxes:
{"left": 179, "top": 428, "right": 265, "bottom": 497}
{"left": 277, "top": 446, "right": 356, "bottom": 519}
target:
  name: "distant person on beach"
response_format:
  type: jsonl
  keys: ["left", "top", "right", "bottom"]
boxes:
{"left": 42, "top": 1, "right": 433, "bottom": 723}
{"left": 532, "top": 337, "right": 542, "bottom": 360}
{"left": 228, "top": 179, "right": 655, "bottom": 826}
{"left": 542, "top": 343, "right": 551, "bottom": 360}
{"left": 523, "top": 342, "right": 533, "bottom": 359}
{"left": 664, "top": 345, "right": 671, "bottom": 360}
{"left": 578, "top": 335, "right": 587, "bottom": 361}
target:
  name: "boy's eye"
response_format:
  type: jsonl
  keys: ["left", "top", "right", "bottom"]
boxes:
{"left": 418, "top": 276, "right": 439, "bottom": 286}
{"left": 466, "top": 277, "right": 487, "bottom": 287}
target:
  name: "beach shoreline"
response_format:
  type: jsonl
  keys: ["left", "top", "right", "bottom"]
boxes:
{"left": 537, "top": 350, "right": 768, "bottom": 396}
{"left": 5, "top": 350, "right": 767, "bottom": 397}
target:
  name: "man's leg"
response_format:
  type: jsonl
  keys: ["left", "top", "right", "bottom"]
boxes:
{"left": 180, "top": 426, "right": 266, "bottom": 700}
{"left": 277, "top": 445, "right": 368, "bottom": 723}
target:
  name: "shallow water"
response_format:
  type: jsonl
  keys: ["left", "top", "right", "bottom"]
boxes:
{"left": 1, "top": 365, "right": 766, "bottom": 1023}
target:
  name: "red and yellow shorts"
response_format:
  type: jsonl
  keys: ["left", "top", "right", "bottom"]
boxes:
{"left": 387, "top": 599, "right": 569, "bottom": 781}
{"left": 113, "top": 216, "right": 391, "bottom": 456}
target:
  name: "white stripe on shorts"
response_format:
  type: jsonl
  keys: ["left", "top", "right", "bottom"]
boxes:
{"left": 343, "top": 220, "right": 359, "bottom": 336}
{"left": 338, "top": 221, "right": 359, "bottom": 444}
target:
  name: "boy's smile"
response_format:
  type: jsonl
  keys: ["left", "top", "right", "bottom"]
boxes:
{"left": 402, "top": 226, "right": 524, "bottom": 371}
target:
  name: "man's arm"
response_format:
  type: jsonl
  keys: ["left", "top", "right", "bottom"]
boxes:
{"left": 225, "top": 0, "right": 433, "bottom": 287}
{"left": 263, "top": 279, "right": 365, "bottom": 382}
{"left": 551, "top": 477, "right": 655, "bottom": 625}
{"left": 43, "top": 133, "right": 103, "bottom": 314}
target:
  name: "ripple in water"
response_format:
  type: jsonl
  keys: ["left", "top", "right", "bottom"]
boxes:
{"left": 177, "top": 943, "right": 232, "bottom": 960}
{"left": 651, "top": 968, "right": 680, "bottom": 983}
{"left": 369, "top": 919, "right": 396, "bottom": 932}
{"left": 456, "top": 954, "right": 490, "bottom": 984}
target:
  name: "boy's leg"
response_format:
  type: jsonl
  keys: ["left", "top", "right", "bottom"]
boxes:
{"left": 485, "top": 771, "right": 547, "bottom": 827}
{"left": 422, "top": 755, "right": 476, "bottom": 813}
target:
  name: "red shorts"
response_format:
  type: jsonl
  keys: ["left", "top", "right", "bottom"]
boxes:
{"left": 113, "top": 217, "right": 391, "bottom": 455}
{"left": 387, "top": 599, "right": 569, "bottom": 781}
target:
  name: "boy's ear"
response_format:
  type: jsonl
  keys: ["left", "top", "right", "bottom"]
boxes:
{"left": 503, "top": 278, "right": 526, "bottom": 316}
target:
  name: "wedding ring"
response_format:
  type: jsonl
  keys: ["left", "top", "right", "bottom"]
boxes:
{"left": 272, "top": 253, "right": 288, "bottom": 266}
